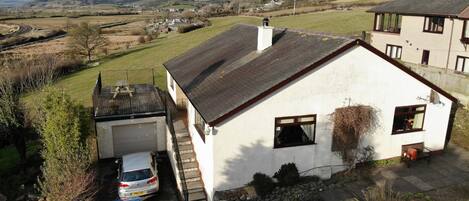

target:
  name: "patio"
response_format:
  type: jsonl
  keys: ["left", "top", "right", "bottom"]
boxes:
{"left": 320, "top": 143, "right": 469, "bottom": 201}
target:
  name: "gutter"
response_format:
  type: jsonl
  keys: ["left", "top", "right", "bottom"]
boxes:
{"left": 94, "top": 111, "right": 166, "bottom": 122}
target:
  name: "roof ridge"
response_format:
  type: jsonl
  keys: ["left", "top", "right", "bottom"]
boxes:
{"left": 236, "top": 23, "right": 354, "bottom": 41}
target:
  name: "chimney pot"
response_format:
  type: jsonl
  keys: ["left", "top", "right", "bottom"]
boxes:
{"left": 263, "top": 17, "right": 270, "bottom": 27}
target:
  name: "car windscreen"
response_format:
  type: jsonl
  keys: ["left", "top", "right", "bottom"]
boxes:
{"left": 122, "top": 169, "right": 153, "bottom": 182}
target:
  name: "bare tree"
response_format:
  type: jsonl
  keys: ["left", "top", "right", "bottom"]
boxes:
{"left": 67, "top": 22, "right": 109, "bottom": 63}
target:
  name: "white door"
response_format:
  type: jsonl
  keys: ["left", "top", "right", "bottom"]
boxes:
{"left": 112, "top": 122, "right": 158, "bottom": 157}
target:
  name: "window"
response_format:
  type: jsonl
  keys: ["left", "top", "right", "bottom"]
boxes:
{"left": 392, "top": 105, "right": 426, "bottom": 134}
{"left": 462, "top": 20, "right": 469, "bottom": 43}
{"left": 456, "top": 56, "right": 469, "bottom": 73}
{"left": 385, "top": 44, "right": 402, "bottom": 59}
{"left": 194, "top": 110, "right": 206, "bottom": 142}
{"left": 423, "top": 16, "right": 444, "bottom": 33}
{"left": 274, "top": 115, "right": 316, "bottom": 148}
{"left": 169, "top": 76, "right": 175, "bottom": 90}
{"left": 374, "top": 13, "right": 402, "bottom": 33}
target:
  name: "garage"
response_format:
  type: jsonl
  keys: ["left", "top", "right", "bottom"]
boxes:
{"left": 92, "top": 81, "right": 167, "bottom": 159}
{"left": 112, "top": 122, "right": 158, "bottom": 157}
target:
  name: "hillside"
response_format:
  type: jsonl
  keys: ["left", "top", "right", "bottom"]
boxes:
{"left": 23, "top": 9, "right": 373, "bottom": 106}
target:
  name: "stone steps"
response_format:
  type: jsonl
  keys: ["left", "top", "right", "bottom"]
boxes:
{"left": 188, "top": 189, "right": 207, "bottom": 201}
{"left": 173, "top": 115, "right": 207, "bottom": 201}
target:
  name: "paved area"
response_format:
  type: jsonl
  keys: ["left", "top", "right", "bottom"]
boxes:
{"left": 96, "top": 154, "right": 179, "bottom": 201}
{"left": 320, "top": 143, "right": 469, "bottom": 201}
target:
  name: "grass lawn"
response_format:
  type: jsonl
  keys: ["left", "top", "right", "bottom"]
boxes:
{"left": 451, "top": 108, "right": 469, "bottom": 150}
{"left": 24, "top": 9, "right": 373, "bottom": 107}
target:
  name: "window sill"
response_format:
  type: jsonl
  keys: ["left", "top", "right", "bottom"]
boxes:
{"left": 274, "top": 141, "right": 316, "bottom": 149}
{"left": 422, "top": 30, "right": 443, "bottom": 34}
{"left": 372, "top": 30, "right": 401, "bottom": 35}
{"left": 392, "top": 129, "right": 424, "bottom": 135}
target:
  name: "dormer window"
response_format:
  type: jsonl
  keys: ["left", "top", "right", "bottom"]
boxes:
{"left": 374, "top": 13, "right": 402, "bottom": 33}
{"left": 462, "top": 20, "right": 469, "bottom": 43}
{"left": 423, "top": 16, "right": 444, "bottom": 34}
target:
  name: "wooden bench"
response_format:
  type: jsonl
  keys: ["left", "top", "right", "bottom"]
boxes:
{"left": 401, "top": 143, "right": 432, "bottom": 168}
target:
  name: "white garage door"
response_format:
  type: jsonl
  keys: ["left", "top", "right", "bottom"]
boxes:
{"left": 112, "top": 122, "right": 158, "bottom": 157}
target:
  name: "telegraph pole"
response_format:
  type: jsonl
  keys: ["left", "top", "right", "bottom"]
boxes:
{"left": 293, "top": 0, "right": 296, "bottom": 15}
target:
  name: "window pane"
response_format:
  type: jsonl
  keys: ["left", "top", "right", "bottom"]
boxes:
{"left": 456, "top": 57, "right": 464, "bottom": 72}
{"left": 413, "top": 112, "right": 424, "bottom": 129}
{"left": 278, "top": 118, "right": 295, "bottom": 124}
{"left": 415, "top": 106, "right": 425, "bottom": 112}
{"left": 396, "top": 47, "right": 402, "bottom": 59}
{"left": 392, "top": 46, "right": 397, "bottom": 58}
{"left": 465, "top": 59, "right": 469, "bottom": 73}
{"left": 465, "top": 21, "right": 469, "bottom": 37}
{"left": 298, "top": 116, "right": 315, "bottom": 122}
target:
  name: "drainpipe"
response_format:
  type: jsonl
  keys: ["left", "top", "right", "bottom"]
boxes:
{"left": 446, "top": 18, "right": 455, "bottom": 69}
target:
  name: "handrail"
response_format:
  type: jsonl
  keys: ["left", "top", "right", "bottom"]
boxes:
{"left": 164, "top": 91, "right": 189, "bottom": 201}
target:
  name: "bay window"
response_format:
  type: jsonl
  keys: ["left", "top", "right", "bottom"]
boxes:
{"left": 374, "top": 13, "right": 402, "bottom": 33}
{"left": 274, "top": 115, "right": 316, "bottom": 148}
{"left": 423, "top": 16, "right": 444, "bottom": 33}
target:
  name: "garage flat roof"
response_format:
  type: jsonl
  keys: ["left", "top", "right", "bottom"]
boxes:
{"left": 93, "top": 84, "right": 165, "bottom": 121}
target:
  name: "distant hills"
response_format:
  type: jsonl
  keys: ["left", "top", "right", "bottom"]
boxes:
{"left": 18, "top": 0, "right": 219, "bottom": 7}
{"left": 0, "top": 0, "right": 32, "bottom": 7}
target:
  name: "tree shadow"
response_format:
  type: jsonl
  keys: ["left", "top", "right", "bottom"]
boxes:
{"left": 216, "top": 140, "right": 273, "bottom": 191}
{"left": 104, "top": 45, "right": 157, "bottom": 61}
{"left": 185, "top": 60, "right": 225, "bottom": 91}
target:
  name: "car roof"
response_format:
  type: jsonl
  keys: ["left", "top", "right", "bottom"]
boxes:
{"left": 122, "top": 152, "right": 153, "bottom": 172}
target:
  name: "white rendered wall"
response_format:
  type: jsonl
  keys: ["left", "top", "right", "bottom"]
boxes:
{"left": 167, "top": 71, "right": 188, "bottom": 108}
{"left": 187, "top": 102, "right": 215, "bottom": 201}
{"left": 96, "top": 116, "right": 166, "bottom": 159}
{"left": 209, "top": 46, "right": 452, "bottom": 193}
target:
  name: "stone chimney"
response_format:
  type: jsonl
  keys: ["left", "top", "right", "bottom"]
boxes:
{"left": 257, "top": 18, "right": 273, "bottom": 52}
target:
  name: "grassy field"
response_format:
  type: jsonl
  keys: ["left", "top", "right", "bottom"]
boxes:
{"left": 3, "top": 15, "right": 151, "bottom": 29}
{"left": 23, "top": 9, "right": 373, "bottom": 107}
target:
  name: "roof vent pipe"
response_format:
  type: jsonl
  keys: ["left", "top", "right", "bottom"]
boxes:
{"left": 258, "top": 18, "right": 273, "bottom": 52}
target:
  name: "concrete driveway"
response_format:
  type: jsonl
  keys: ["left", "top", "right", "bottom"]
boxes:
{"left": 96, "top": 154, "right": 179, "bottom": 201}
{"left": 320, "top": 143, "right": 469, "bottom": 201}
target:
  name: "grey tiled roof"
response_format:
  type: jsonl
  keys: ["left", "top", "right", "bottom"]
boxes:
{"left": 368, "top": 0, "right": 469, "bottom": 17}
{"left": 164, "top": 24, "right": 353, "bottom": 125}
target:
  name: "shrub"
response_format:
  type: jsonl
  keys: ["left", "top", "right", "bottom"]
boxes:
{"left": 177, "top": 24, "right": 204, "bottom": 33}
{"left": 144, "top": 34, "right": 153, "bottom": 42}
{"left": 138, "top": 36, "right": 146, "bottom": 44}
{"left": 130, "top": 28, "right": 146, "bottom": 36}
{"left": 364, "top": 182, "right": 404, "bottom": 201}
{"left": 273, "top": 163, "right": 300, "bottom": 186}
{"left": 251, "top": 173, "right": 274, "bottom": 197}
